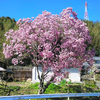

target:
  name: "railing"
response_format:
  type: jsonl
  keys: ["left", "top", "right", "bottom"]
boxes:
{"left": 0, "top": 93, "right": 100, "bottom": 100}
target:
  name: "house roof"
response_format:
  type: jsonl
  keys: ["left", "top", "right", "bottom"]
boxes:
{"left": 0, "top": 67, "right": 14, "bottom": 73}
{"left": 93, "top": 57, "right": 100, "bottom": 61}
{"left": 0, "top": 67, "right": 6, "bottom": 71}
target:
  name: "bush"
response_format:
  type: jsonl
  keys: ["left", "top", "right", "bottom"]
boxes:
{"left": 28, "top": 82, "right": 39, "bottom": 89}
{"left": 9, "top": 86, "right": 20, "bottom": 91}
{"left": 60, "top": 79, "right": 66, "bottom": 86}
{"left": 68, "top": 81, "right": 72, "bottom": 84}
{"left": 68, "top": 85, "right": 81, "bottom": 93}
{"left": 95, "top": 74, "right": 100, "bottom": 81}
{"left": 45, "top": 83, "right": 61, "bottom": 93}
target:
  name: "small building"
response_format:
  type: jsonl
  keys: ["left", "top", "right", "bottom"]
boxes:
{"left": 0, "top": 67, "right": 6, "bottom": 81}
{"left": 7, "top": 66, "right": 32, "bottom": 81}
{"left": 93, "top": 57, "right": 100, "bottom": 67}
{"left": 0, "top": 67, "right": 13, "bottom": 81}
{"left": 32, "top": 56, "right": 100, "bottom": 83}
{"left": 32, "top": 67, "right": 80, "bottom": 83}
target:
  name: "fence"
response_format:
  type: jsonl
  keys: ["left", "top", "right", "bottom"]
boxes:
{"left": 0, "top": 93, "right": 100, "bottom": 100}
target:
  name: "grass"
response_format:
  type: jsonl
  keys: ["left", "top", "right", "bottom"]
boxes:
{"left": 0, "top": 80, "right": 100, "bottom": 100}
{"left": 17, "top": 82, "right": 32, "bottom": 85}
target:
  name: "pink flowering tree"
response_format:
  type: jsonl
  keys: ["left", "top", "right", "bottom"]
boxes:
{"left": 3, "top": 7, "right": 95, "bottom": 94}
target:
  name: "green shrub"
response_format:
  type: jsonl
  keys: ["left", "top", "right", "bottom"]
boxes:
{"left": 45, "top": 83, "right": 61, "bottom": 93}
{"left": 9, "top": 86, "right": 20, "bottom": 91}
{"left": 68, "top": 81, "right": 72, "bottom": 84}
{"left": 84, "top": 80, "right": 97, "bottom": 89}
{"left": 68, "top": 85, "right": 81, "bottom": 93}
{"left": 95, "top": 74, "right": 100, "bottom": 81}
{"left": 21, "top": 82, "right": 25, "bottom": 85}
{"left": 28, "top": 82, "right": 39, "bottom": 89}
{"left": 60, "top": 79, "right": 66, "bottom": 86}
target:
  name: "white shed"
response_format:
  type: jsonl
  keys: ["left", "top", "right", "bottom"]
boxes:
{"left": 32, "top": 67, "right": 80, "bottom": 83}
{"left": 31, "top": 56, "right": 100, "bottom": 83}
{"left": 66, "top": 68, "right": 80, "bottom": 82}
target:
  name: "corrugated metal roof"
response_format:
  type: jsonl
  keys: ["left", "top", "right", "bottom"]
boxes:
{"left": 0, "top": 67, "right": 14, "bottom": 73}
{"left": 93, "top": 57, "right": 100, "bottom": 61}
{"left": 0, "top": 67, "right": 6, "bottom": 71}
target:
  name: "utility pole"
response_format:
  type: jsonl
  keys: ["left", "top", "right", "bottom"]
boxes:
{"left": 84, "top": 1, "right": 89, "bottom": 20}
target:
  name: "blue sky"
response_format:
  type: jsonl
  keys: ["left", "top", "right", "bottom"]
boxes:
{"left": 0, "top": 0, "right": 100, "bottom": 22}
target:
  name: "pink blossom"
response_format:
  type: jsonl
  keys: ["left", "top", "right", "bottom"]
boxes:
{"left": 12, "top": 58, "right": 18, "bottom": 65}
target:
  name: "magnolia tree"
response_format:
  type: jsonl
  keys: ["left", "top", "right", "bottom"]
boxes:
{"left": 3, "top": 7, "right": 95, "bottom": 94}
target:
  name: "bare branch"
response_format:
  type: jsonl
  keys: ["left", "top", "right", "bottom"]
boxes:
{"left": 43, "top": 75, "right": 55, "bottom": 91}
{"left": 44, "top": 70, "right": 50, "bottom": 77}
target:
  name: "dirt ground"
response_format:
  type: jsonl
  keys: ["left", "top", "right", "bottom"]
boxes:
{"left": 0, "top": 82, "right": 31, "bottom": 87}
{"left": 8, "top": 82, "right": 28, "bottom": 87}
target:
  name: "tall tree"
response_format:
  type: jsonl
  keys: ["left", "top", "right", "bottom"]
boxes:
{"left": 83, "top": 20, "right": 100, "bottom": 56}
{"left": 0, "top": 16, "right": 17, "bottom": 66}
{"left": 3, "top": 8, "right": 95, "bottom": 94}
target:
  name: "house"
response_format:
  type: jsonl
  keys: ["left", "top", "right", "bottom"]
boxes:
{"left": 32, "top": 67, "right": 80, "bottom": 83}
{"left": 93, "top": 57, "right": 100, "bottom": 67}
{"left": 7, "top": 66, "right": 32, "bottom": 81}
{"left": 32, "top": 56, "right": 100, "bottom": 83}
{"left": 91, "top": 57, "right": 100, "bottom": 73}
{"left": 0, "top": 67, "right": 14, "bottom": 81}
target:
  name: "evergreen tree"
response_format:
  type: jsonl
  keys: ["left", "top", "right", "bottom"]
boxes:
{"left": 83, "top": 20, "right": 100, "bottom": 56}
{"left": 0, "top": 16, "right": 18, "bottom": 66}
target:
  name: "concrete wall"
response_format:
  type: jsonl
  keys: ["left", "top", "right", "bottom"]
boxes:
{"left": 32, "top": 67, "right": 80, "bottom": 83}
{"left": 66, "top": 68, "right": 80, "bottom": 82}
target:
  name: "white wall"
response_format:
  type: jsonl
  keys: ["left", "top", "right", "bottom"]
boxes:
{"left": 32, "top": 67, "right": 80, "bottom": 83}
{"left": 66, "top": 68, "right": 80, "bottom": 82}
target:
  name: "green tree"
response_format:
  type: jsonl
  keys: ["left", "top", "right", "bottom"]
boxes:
{"left": 0, "top": 16, "right": 18, "bottom": 67}
{"left": 83, "top": 20, "right": 100, "bottom": 56}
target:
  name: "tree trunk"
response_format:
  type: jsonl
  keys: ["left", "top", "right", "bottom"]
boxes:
{"left": 38, "top": 78, "right": 45, "bottom": 94}
{"left": 38, "top": 75, "right": 55, "bottom": 94}
{"left": 36, "top": 66, "right": 55, "bottom": 94}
